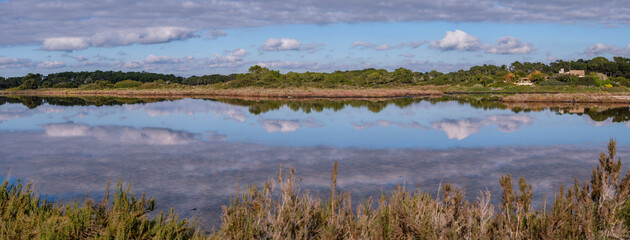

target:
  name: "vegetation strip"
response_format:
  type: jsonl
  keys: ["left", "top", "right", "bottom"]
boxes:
{"left": 3, "top": 140, "right": 630, "bottom": 239}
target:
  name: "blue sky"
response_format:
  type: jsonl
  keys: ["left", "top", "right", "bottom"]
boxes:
{"left": 1, "top": 0, "right": 629, "bottom": 77}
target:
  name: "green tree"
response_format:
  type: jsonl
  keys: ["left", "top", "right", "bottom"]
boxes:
{"left": 392, "top": 67, "right": 413, "bottom": 84}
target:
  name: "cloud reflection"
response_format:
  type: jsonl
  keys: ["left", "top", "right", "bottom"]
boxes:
{"left": 0, "top": 105, "right": 66, "bottom": 123}
{"left": 352, "top": 120, "right": 429, "bottom": 130}
{"left": 124, "top": 99, "right": 249, "bottom": 122}
{"left": 432, "top": 114, "right": 534, "bottom": 140}
{"left": 44, "top": 123, "right": 198, "bottom": 145}
{"left": 260, "top": 120, "right": 301, "bottom": 133}
{"left": 351, "top": 115, "right": 533, "bottom": 140}
{"left": 259, "top": 117, "right": 323, "bottom": 133}
{"left": 1, "top": 129, "right": 628, "bottom": 229}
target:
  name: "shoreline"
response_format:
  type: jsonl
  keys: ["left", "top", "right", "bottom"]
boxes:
{"left": 2, "top": 87, "right": 630, "bottom": 103}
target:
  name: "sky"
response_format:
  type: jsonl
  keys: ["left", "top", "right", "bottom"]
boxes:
{"left": 0, "top": 0, "right": 630, "bottom": 77}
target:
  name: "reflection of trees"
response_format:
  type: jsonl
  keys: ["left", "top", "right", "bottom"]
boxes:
{"left": 581, "top": 108, "right": 630, "bottom": 122}
{"left": 0, "top": 96, "right": 168, "bottom": 108}
{"left": 18, "top": 97, "right": 45, "bottom": 109}
{"left": 3, "top": 96, "right": 630, "bottom": 123}
{"left": 427, "top": 96, "right": 509, "bottom": 111}
{"left": 0, "top": 96, "right": 24, "bottom": 107}
{"left": 216, "top": 98, "right": 424, "bottom": 115}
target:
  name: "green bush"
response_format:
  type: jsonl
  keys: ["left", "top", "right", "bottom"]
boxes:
{"left": 537, "top": 79, "right": 567, "bottom": 86}
{"left": 53, "top": 82, "right": 78, "bottom": 88}
{"left": 616, "top": 77, "right": 630, "bottom": 87}
{"left": 114, "top": 80, "right": 142, "bottom": 88}
{"left": 573, "top": 77, "right": 598, "bottom": 86}
{"left": 17, "top": 79, "right": 38, "bottom": 90}
{"left": 137, "top": 82, "right": 162, "bottom": 89}
{"left": 0, "top": 179, "right": 203, "bottom": 239}
{"left": 78, "top": 80, "right": 113, "bottom": 90}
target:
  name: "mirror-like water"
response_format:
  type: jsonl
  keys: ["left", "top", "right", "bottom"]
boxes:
{"left": 1, "top": 96, "right": 629, "bottom": 228}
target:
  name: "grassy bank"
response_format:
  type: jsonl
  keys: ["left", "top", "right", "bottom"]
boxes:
{"left": 3, "top": 85, "right": 630, "bottom": 103}
{"left": 2, "top": 140, "right": 630, "bottom": 239}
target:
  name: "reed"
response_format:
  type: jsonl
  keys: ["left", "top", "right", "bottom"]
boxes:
{"left": 212, "top": 139, "right": 630, "bottom": 239}
{"left": 0, "top": 179, "right": 205, "bottom": 239}
{"left": 2, "top": 140, "right": 630, "bottom": 239}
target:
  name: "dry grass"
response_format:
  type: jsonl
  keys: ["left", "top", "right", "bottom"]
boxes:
{"left": 211, "top": 139, "right": 630, "bottom": 239}
{"left": 3, "top": 140, "right": 630, "bottom": 239}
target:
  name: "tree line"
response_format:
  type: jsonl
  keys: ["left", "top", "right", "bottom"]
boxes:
{"left": 2, "top": 56, "right": 630, "bottom": 90}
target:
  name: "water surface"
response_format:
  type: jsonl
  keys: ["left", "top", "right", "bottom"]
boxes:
{"left": 1, "top": 96, "right": 629, "bottom": 228}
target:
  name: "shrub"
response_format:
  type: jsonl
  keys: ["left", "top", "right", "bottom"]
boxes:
{"left": 573, "top": 76, "right": 598, "bottom": 86}
{"left": 0, "top": 179, "right": 204, "bottom": 239}
{"left": 78, "top": 80, "right": 113, "bottom": 90}
{"left": 616, "top": 77, "right": 630, "bottom": 87}
{"left": 537, "top": 79, "right": 567, "bottom": 86}
{"left": 137, "top": 82, "right": 162, "bottom": 89}
{"left": 17, "top": 79, "right": 38, "bottom": 90}
{"left": 53, "top": 82, "right": 78, "bottom": 88}
{"left": 114, "top": 79, "right": 142, "bottom": 88}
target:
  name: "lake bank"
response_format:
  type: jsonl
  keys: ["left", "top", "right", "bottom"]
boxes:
{"left": 2, "top": 86, "right": 630, "bottom": 103}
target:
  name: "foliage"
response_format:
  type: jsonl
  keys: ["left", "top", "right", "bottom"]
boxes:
{"left": 3, "top": 56, "right": 630, "bottom": 90}
{"left": 617, "top": 77, "right": 630, "bottom": 88}
{"left": 537, "top": 79, "right": 567, "bottom": 86}
{"left": 78, "top": 80, "right": 114, "bottom": 90}
{"left": 114, "top": 79, "right": 142, "bottom": 88}
{"left": 0, "top": 179, "right": 204, "bottom": 239}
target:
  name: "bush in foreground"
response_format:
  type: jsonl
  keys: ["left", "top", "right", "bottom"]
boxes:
{"left": 0, "top": 179, "right": 204, "bottom": 239}
{"left": 213, "top": 140, "right": 630, "bottom": 239}
{"left": 2, "top": 140, "right": 630, "bottom": 239}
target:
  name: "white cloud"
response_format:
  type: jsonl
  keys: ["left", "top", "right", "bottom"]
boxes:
{"left": 431, "top": 30, "right": 534, "bottom": 55}
{"left": 260, "top": 38, "right": 302, "bottom": 51}
{"left": 301, "top": 43, "right": 326, "bottom": 53}
{"left": 1, "top": 0, "right": 629, "bottom": 49}
{"left": 430, "top": 30, "right": 482, "bottom": 51}
{"left": 41, "top": 37, "right": 90, "bottom": 51}
{"left": 209, "top": 48, "right": 249, "bottom": 68}
{"left": 352, "top": 40, "right": 426, "bottom": 50}
{"left": 41, "top": 27, "right": 196, "bottom": 51}
{"left": 351, "top": 41, "right": 372, "bottom": 49}
{"left": 36, "top": 61, "right": 65, "bottom": 68}
{"left": 205, "top": 30, "right": 227, "bottom": 40}
{"left": 0, "top": 57, "right": 33, "bottom": 69}
{"left": 144, "top": 54, "right": 195, "bottom": 64}
{"left": 396, "top": 40, "right": 428, "bottom": 49}
{"left": 583, "top": 43, "right": 630, "bottom": 57}
{"left": 485, "top": 37, "right": 534, "bottom": 54}
{"left": 255, "top": 61, "right": 323, "bottom": 70}
{"left": 122, "top": 60, "right": 142, "bottom": 69}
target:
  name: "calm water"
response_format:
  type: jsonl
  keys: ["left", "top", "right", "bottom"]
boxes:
{"left": 1, "top": 96, "right": 629, "bottom": 228}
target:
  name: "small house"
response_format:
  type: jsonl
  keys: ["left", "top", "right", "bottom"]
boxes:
{"left": 559, "top": 69, "right": 585, "bottom": 77}
{"left": 515, "top": 77, "right": 533, "bottom": 86}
